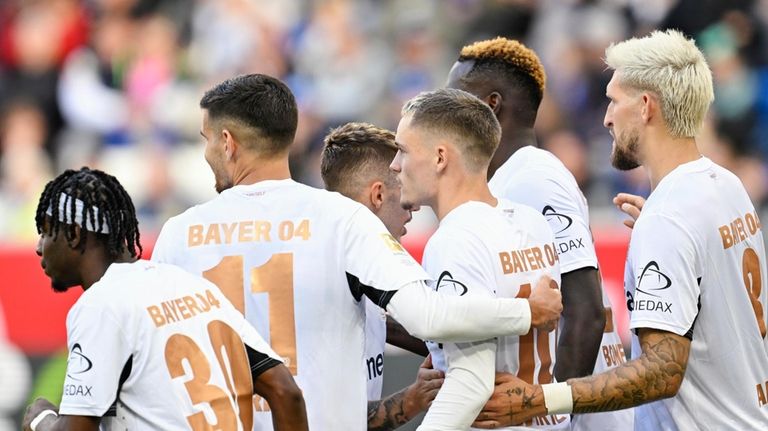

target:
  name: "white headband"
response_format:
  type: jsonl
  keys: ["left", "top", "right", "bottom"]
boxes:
{"left": 46, "top": 192, "right": 111, "bottom": 234}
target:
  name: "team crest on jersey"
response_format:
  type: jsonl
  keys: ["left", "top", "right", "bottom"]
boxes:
{"left": 436, "top": 271, "right": 468, "bottom": 296}
{"left": 67, "top": 343, "right": 93, "bottom": 381}
{"left": 380, "top": 233, "right": 406, "bottom": 254}
{"left": 542, "top": 205, "right": 573, "bottom": 239}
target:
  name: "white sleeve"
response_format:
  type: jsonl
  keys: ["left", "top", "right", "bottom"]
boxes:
{"left": 417, "top": 340, "right": 497, "bottom": 430}
{"left": 386, "top": 281, "right": 531, "bottom": 341}
{"left": 500, "top": 176, "right": 598, "bottom": 273}
{"left": 59, "top": 302, "right": 132, "bottom": 417}
{"left": 344, "top": 207, "right": 430, "bottom": 291}
{"left": 627, "top": 213, "right": 701, "bottom": 337}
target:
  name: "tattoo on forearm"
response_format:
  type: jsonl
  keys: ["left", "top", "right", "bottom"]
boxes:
{"left": 367, "top": 391, "right": 408, "bottom": 431}
{"left": 570, "top": 331, "right": 690, "bottom": 414}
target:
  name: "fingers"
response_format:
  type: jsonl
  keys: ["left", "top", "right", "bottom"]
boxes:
{"left": 613, "top": 192, "right": 645, "bottom": 209}
{"left": 418, "top": 368, "right": 445, "bottom": 382}
{"left": 472, "top": 419, "right": 500, "bottom": 429}
{"left": 623, "top": 219, "right": 636, "bottom": 229}
{"left": 420, "top": 353, "right": 433, "bottom": 369}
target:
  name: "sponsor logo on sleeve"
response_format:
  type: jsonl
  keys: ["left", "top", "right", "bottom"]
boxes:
{"left": 67, "top": 343, "right": 93, "bottom": 380}
{"left": 64, "top": 343, "right": 94, "bottom": 397}
{"left": 436, "top": 271, "right": 468, "bottom": 296}
{"left": 542, "top": 205, "right": 573, "bottom": 239}
{"left": 630, "top": 261, "right": 673, "bottom": 313}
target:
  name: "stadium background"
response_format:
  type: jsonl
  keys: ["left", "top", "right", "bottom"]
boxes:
{"left": 1, "top": 0, "right": 767, "bottom": 429}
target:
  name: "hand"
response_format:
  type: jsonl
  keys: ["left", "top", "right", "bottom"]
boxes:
{"left": 402, "top": 354, "right": 445, "bottom": 418}
{"left": 23, "top": 398, "right": 57, "bottom": 431}
{"left": 613, "top": 193, "right": 645, "bottom": 229}
{"left": 528, "top": 275, "right": 562, "bottom": 332}
{"left": 472, "top": 373, "right": 547, "bottom": 428}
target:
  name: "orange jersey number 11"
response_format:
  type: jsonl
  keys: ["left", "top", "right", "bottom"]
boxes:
{"left": 204, "top": 253, "right": 298, "bottom": 374}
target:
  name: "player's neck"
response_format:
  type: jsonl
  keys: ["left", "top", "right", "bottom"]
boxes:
{"left": 488, "top": 127, "right": 536, "bottom": 179}
{"left": 80, "top": 248, "right": 135, "bottom": 290}
{"left": 233, "top": 155, "right": 291, "bottom": 186}
{"left": 434, "top": 173, "right": 497, "bottom": 221}
{"left": 643, "top": 134, "right": 701, "bottom": 191}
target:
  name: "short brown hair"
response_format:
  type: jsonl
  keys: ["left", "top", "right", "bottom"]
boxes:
{"left": 321, "top": 122, "right": 397, "bottom": 197}
{"left": 402, "top": 88, "right": 501, "bottom": 172}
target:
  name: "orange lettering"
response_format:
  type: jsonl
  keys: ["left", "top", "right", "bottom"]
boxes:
{"left": 736, "top": 218, "right": 747, "bottom": 242}
{"left": 757, "top": 382, "right": 767, "bottom": 407}
{"left": 532, "top": 247, "right": 545, "bottom": 269}
{"left": 204, "top": 224, "right": 221, "bottom": 245}
{"left": 183, "top": 296, "right": 201, "bottom": 317}
{"left": 719, "top": 225, "right": 733, "bottom": 250}
{"left": 147, "top": 306, "right": 166, "bottom": 327}
{"left": 176, "top": 298, "right": 191, "bottom": 319}
{"left": 256, "top": 221, "right": 271, "bottom": 242}
{"left": 499, "top": 252, "right": 513, "bottom": 274}
{"left": 189, "top": 225, "right": 204, "bottom": 247}
{"left": 238, "top": 221, "right": 254, "bottom": 242}
{"left": 221, "top": 222, "right": 237, "bottom": 244}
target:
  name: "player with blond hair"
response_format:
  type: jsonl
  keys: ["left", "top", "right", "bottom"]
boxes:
{"left": 447, "top": 37, "right": 630, "bottom": 431}
{"left": 390, "top": 87, "right": 567, "bottom": 430}
{"left": 472, "top": 29, "right": 768, "bottom": 431}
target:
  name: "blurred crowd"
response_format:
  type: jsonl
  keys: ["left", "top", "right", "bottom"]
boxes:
{"left": 1, "top": 0, "right": 768, "bottom": 245}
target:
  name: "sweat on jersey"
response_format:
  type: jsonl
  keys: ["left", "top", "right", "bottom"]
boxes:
{"left": 420, "top": 200, "right": 568, "bottom": 431}
{"left": 625, "top": 157, "right": 768, "bottom": 430}
{"left": 489, "top": 145, "right": 632, "bottom": 431}
{"left": 152, "top": 179, "right": 430, "bottom": 430}
{"left": 59, "top": 260, "right": 281, "bottom": 430}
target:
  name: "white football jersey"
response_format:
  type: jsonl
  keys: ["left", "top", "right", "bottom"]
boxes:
{"left": 625, "top": 157, "right": 768, "bottom": 430}
{"left": 424, "top": 200, "right": 569, "bottom": 430}
{"left": 152, "top": 179, "right": 429, "bottom": 430}
{"left": 58, "top": 260, "right": 281, "bottom": 430}
{"left": 364, "top": 299, "right": 387, "bottom": 401}
{"left": 489, "top": 145, "right": 631, "bottom": 430}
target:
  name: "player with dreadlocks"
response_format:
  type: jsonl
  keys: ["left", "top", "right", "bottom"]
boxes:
{"left": 23, "top": 167, "right": 308, "bottom": 431}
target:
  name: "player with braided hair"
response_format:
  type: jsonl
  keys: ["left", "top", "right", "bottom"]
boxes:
{"left": 23, "top": 167, "right": 308, "bottom": 431}
{"left": 34, "top": 167, "right": 142, "bottom": 268}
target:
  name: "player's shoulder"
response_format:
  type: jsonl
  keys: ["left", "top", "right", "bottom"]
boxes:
{"left": 497, "top": 198, "right": 549, "bottom": 226}
{"left": 493, "top": 147, "right": 584, "bottom": 203}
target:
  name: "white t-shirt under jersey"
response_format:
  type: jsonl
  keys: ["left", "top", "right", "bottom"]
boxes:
{"left": 152, "top": 179, "right": 429, "bottom": 430}
{"left": 625, "top": 157, "right": 768, "bottom": 430}
{"left": 489, "top": 145, "right": 631, "bottom": 430}
{"left": 421, "top": 200, "right": 568, "bottom": 430}
{"left": 59, "top": 260, "right": 280, "bottom": 430}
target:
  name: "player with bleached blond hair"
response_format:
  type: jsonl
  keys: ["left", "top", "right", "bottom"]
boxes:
{"left": 472, "top": 29, "right": 768, "bottom": 431}
{"left": 447, "top": 37, "right": 630, "bottom": 431}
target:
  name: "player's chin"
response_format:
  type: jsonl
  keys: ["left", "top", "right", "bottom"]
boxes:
{"left": 50, "top": 280, "right": 72, "bottom": 293}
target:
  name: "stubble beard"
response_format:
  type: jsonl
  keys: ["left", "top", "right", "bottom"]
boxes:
{"left": 610, "top": 128, "right": 641, "bottom": 171}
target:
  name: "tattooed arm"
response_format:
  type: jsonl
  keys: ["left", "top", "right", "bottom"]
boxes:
{"left": 368, "top": 356, "right": 444, "bottom": 431}
{"left": 472, "top": 328, "right": 691, "bottom": 428}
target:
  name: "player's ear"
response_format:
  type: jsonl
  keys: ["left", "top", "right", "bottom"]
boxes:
{"left": 486, "top": 92, "right": 502, "bottom": 115}
{"left": 640, "top": 92, "right": 655, "bottom": 124}
{"left": 435, "top": 145, "right": 448, "bottom": 173}
{"left": 222, "top": 129, "right": 237, "bottom": 160}
{"left": 68, "top": 224, "right": 84, "bottom": 249}
{"left": 369, "top": 181, "right": 385, "bottom": 210}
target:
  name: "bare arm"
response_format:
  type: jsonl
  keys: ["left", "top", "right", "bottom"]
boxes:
{"left": 473, "top": 328, "right": 690, "bottom": 428}
{"left": 554, "top": 267, "right": 605, "bottom": 381}
{"left": 368, "top": 356, "right": 444, "bottom": 430}
{"left": 22, "top": 398, "right": 100, "bottom": 431}
{"left": 254, "top": 365, "right": 309, "bottom": 431}
{"left": 386, "top": 316, "right": 429, "bottom": 356}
